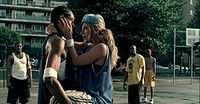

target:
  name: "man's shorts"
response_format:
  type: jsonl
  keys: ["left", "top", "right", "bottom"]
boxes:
{"left": 144, "top": 70, "right": 156, "bottom": 87}
{"left": 7, "top": 77, "right": 30, "bottom": 104}
{"left": 49, "top": 90, "right": 93, "bottom": 104}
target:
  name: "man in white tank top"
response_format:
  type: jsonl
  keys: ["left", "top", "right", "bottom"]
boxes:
{"left": 6, "top": 41, "right": 32, "bottom": 104}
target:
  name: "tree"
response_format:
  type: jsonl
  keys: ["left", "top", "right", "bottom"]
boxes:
{"left": 68, "top": 0, "right": 184, "bottom": 60}
{"left": 0, "top": 27, "right": 21, "bottom": 65}
{"left": 189, "top": 0, "right": 200, "bottom": 28}
{"left": 114, "top": 0, "right": 184, "bottom": 54}
{"left": 0, "top": 26, "right": 21, "bottom": 47}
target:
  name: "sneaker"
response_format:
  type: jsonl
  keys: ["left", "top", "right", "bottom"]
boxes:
{"left": 142, "top": 98, "right": 148, "bottom": 103}
{"left": 149, "top": 99, "right": 154, "bottom": 104}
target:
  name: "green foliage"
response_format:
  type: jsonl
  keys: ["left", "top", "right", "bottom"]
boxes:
{"left": 70, "top": 0, "right": 184, "bottom": 55}
{"left": 0, "top": 27, "right": 21, "bottom": 63}
{"left": 0, "top": 26, "right": 21, "bottom": 47}
{"left": 189, "top": 0, "right": 200, "bottom": 28}
{"left": 113, "top": 0, "right": 184, "bottom": 55}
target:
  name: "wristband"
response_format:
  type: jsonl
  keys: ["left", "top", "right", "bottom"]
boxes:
{"left": 66, "top": 39, "right": 74, "bottom": 47}
{"left": 43, "top": 67, "right": 57, "bottom": 80}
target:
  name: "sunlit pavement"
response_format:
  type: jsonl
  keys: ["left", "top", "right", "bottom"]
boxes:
{"left": 0, "top": 77, "right": 199, "bottom": 104}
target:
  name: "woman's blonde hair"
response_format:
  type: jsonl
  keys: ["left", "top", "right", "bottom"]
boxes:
{"left": 98, "top": 29, "right": 118, "bottom": 68}
{"left": 82, "top": 14, "right": 118, "bottom": 68}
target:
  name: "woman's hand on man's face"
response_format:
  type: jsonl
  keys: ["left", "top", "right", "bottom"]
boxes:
{"left": 58, "top": 16, "right": 73, "bottom": 39}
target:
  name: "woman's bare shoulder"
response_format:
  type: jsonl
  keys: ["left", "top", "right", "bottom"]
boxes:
{"left": 92, "top": 43, "right": 107, "bottom": 55}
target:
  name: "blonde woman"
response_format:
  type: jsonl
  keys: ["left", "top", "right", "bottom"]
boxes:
{"left": 59, "top": 14, "right": 118, "bottom": 104}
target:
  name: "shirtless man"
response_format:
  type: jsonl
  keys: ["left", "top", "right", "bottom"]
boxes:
{"left": 41, "top": 5, "right": 74, "bottom": 104}
{"left": 143, "top": 49, "right": 156, "bottom": 104}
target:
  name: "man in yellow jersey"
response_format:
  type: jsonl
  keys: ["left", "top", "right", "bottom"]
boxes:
{"left": 7, "top": 41, "right": 32, "bottom": 104}
{"left": 143, "top": 49, "right": 156, "bottom": 104}
{"left": 126, "top": 45, "right": 145, "bottom": 104}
